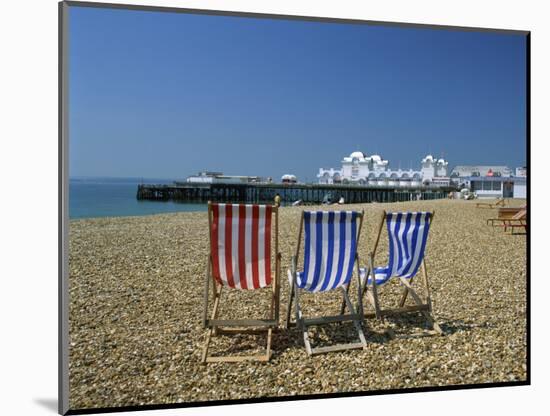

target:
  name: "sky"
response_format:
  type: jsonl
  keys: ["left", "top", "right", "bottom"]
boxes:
{"left": 69, "top": 6, "right": 527, "bottom": 181}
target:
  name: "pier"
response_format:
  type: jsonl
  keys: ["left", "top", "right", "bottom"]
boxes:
{"left": 136, "top": 182, "right": 455, "bottom": 204}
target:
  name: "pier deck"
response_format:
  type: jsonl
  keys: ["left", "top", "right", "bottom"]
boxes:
{"left": 137, "top": 182, "right": 454, "bottom": 204}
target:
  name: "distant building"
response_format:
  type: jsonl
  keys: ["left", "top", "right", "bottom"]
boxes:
{"left": 186, "top": 171, "right": 264, "bottom": 184}
{"left": 513, "top": 177, "right": 527, "bottom": 198}
{"left": 450, "top": 165, "right": 526, "bottom": 199}
{"left": 281, "top": 174, "right": 297, "bottom": 184}
{"left": 430, "top": 177, "right": 452, "bottom": 187}
{"left": 516, "top": 167, "right": 527, "bottom": 177}
{"left": 451, "top": 165, "right": 512, "bottom": 181}
{"left": 317, "top": 151, "right": 449, "bottom": 187}
{"left": 421, "top": 155, "right": 449, "bottom": 182}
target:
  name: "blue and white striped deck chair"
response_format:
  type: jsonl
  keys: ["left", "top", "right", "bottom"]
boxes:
{"left": 286, "top": 210, "right": 367, "bottom": 355}
{"left": 358, "top": 211, "right": 442, "bottom": 334}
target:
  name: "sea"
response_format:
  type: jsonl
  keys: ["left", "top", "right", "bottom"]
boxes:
{"left": 69, "top": 177, "right": 207, "bottom": 219}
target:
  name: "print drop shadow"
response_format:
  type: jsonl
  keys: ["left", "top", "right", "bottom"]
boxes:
{"left": 33, "top": 398, "right": 58, "bottom": 413}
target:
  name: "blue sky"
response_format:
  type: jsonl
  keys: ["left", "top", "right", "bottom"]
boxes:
{"left": 69, "top": 6, "right": 527, "bottom": 181}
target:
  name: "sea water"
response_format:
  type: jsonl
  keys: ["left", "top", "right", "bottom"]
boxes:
{"left": 69, "top": 177, "right": 207, "bottom": 219}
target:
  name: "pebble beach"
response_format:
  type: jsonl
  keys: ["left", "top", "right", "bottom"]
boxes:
{"left": 68, "top": 199, "right": 527, "bottom": 410}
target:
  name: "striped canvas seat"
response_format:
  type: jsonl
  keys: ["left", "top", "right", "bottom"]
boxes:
{"left": 360, "top": 211, "right": 432, "bottom": 286}
{"left": 210, "top": 203, "right": 273, "bottom": 290}
{"left": 356, "top": 210, "right": 442, "bottom": 334}
{"left": 287, "top": 209, "right": 367, "bottom": 355}
{"left": 203, "top": 202, "right": 280, "bottom": 363}
{"left": 294, "top": 211, "right": 360, "bottom": 292}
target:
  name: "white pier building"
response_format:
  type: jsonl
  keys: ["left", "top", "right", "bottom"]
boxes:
{"left": 318, "top": 151, "right": 449, "bottom": 187}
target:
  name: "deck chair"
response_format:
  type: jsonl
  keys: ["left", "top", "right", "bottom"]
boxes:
{"left": 202, "top": 202, "right": 280, "bottom": 363}
{"left": 476, "top": 197, "right": 505, "bottom": 209}
{"left": 286, "top": 210, "right": 367, "bottom": 356}
{"left": 357, "top": 211, "right": 442, "bottom": 334}
{"left": 487, "top": 207, "right": 526, "bottom": 227}
{"left": 505, "top": 212, "right": 527, "bottom": 234}
{"left": 489, "top": 208, "right": 527, "bottom": 233}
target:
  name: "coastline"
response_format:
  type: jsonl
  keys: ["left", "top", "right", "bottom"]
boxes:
{"left": 68, "top": 199, "right": 527, "bottom": 409}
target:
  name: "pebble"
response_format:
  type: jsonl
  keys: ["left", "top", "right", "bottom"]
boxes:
{"left": 68, "top": 199, "right": 527, "bottom": 409}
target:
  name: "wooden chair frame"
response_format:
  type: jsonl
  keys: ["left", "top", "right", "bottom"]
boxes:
{"left": 285, "top": 211, "right": 367, "bottom": 356}
{"left": 358, "top": 211, "right": 442, "bottom": 334}
{"left": 486, "top": 206, "right": 526, "bottom": 226}
{"left": 506, "top": 221, "right": 527, "bottom": 234}
{"left": 487, "top": 209, "right": 527, "bottom": 234}
{"left": 476, "top": 197, "right": 505, "bottom": 209}
{"left": 500, "top": 217, "right": 527, "bottom": 234}
{"left": 201, "top": 202, "right": 281, "bottom": 363}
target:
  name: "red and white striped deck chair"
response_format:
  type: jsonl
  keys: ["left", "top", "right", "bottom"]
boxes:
{"left": 202, "top": 202, "right": 280, "bottom": 363}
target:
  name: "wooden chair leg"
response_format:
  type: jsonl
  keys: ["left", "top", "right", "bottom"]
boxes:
{"left": 294, "top": 286, "right": 313, "bottom": 355}
{"left": 201, "top": 327, "right": 213, "bottom": 363}
{"left": 274, "top": 254, "right": 281, "bottom": 322}
{"left": 430, "top": 319, "right": 442, "bottom": 334}
{"left": 420, "top": 261, "right": 433, "bottom": 311}
{"left": 211, "top": 284, "right": 222, "bottom": 336}
{"left": 362, "top": 276, "right": 382, "bottom": 320}
{"left": 203, "top": 281, "right": 276, "bottom": 363}
{"left": 202, "top": 259, "right": 211, "bottom": 329}
{"left": 299, "top": 288, "right": 367, "bottom": 356}
{"left": 341, "top": 287, "right": 367, "bottom": 347}
{"left": 286, "top": 256, "right": 297, "bottom": 327}
{"left": 339, "top": 282, "right": 351, "bottom": 315}
{"left": 398, "top": 276, "right": 412, "bottom": 307}
{"left": 265, "top": 328, "right": 273, "bottom": 360}
{"left": 356, "top": 276, "right": 365, "bottom": 325}
{"left": 285, "top": 276, "right": 295, "bottom": 328}
{"left": 419, "top": 262, "right": 441, "bottom": 332}
{"left": 204, "top": 324, "right": 275, "bottom": 363}
{"left": 302, "top": 324, "right": 313, "bottom": 356}
{"left": 398, "top": 277, "right": 442, "bottom": 334}
{"left": 367, "top": 255, "right": 382, "bottom": 319}
{"left": 341, "top": 255, "right": 362, "bottom": 316}
{"left": 269, "top": 289, "right": 275, "bottom": 320}
{"left": 201, "top": 285, "right": 222, "bottom": 363}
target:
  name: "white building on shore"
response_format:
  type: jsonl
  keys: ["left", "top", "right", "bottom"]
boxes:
{"left": 318, "top": 151, "right": 449, "bottom": 187}
{"left": 450, "top": 165, "right": 526, "bottom": 199}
